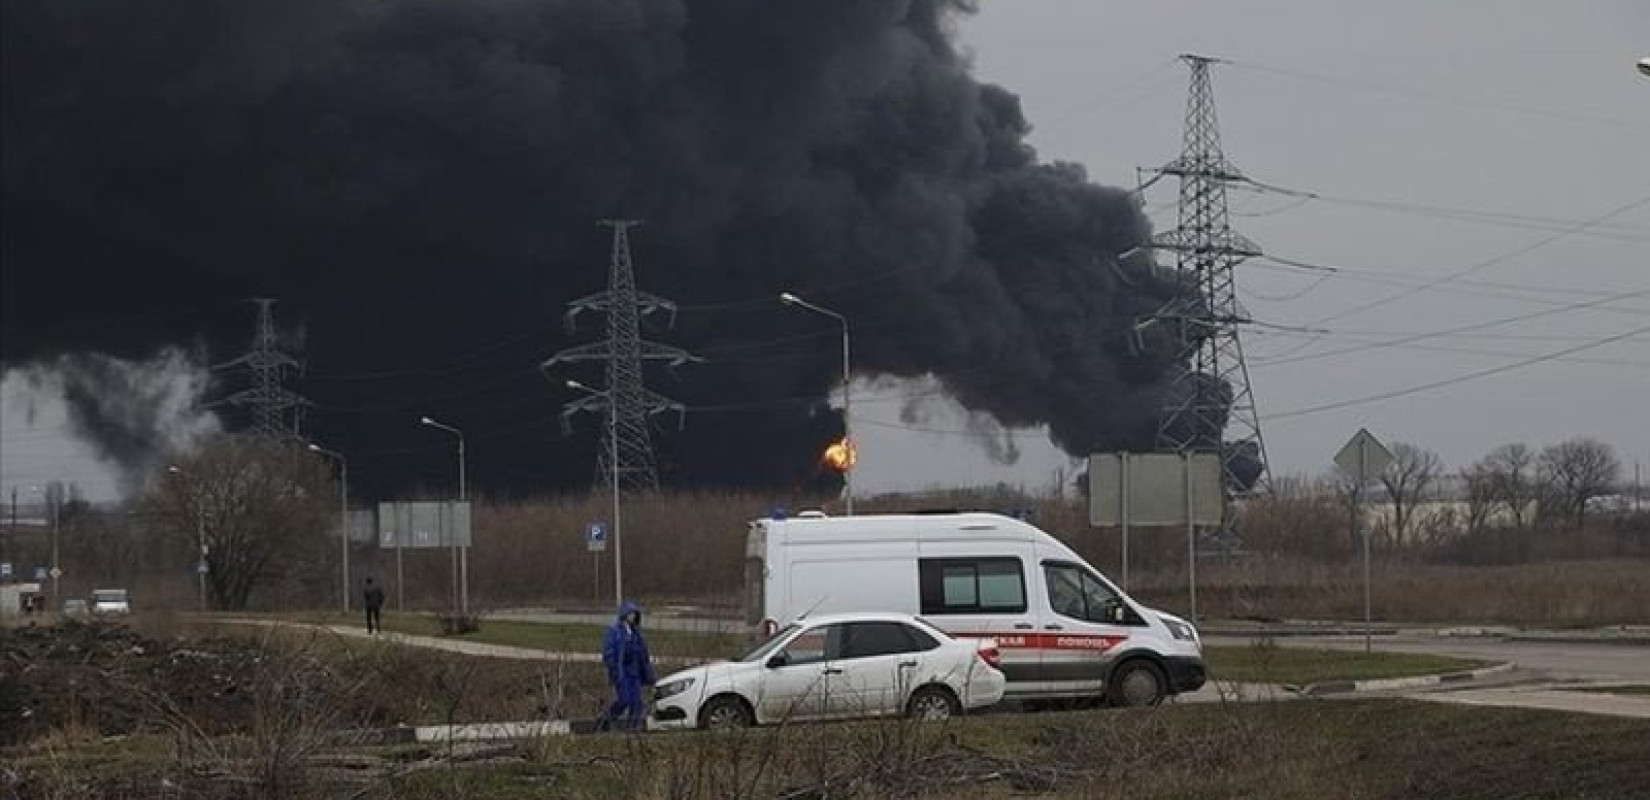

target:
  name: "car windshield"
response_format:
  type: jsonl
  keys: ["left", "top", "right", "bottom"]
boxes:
{"left": 93, "top": 591, "right": 127, "bottom": 602}
{"left": 737, "top": 624, "right": 799, "bottom": 663}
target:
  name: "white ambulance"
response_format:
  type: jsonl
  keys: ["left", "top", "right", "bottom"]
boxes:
{"left": 743, "top": 511, "right": 1205, "bottom": 706}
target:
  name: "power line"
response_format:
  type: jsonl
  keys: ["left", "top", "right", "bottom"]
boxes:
{"left": 1253, "top": 287, "right": 1650, "bottom": 367}
{"left": 1247, "top": 327, "right": 1650, "bottom": 369}
{"left": 1232, "top": 181, "right": 1650, "bottom": 242}
{"left": 1225, "top": 59, "right": 1650, "bottom": 131}
{"left": 1265, "top": 324, "right": 1650, "bottom": 421}
{"left": 1248, "top": 256, "right": 1650, "bottom": 316}
{"left": 1292, "top": 193, "right": 1650, "bottom": 325}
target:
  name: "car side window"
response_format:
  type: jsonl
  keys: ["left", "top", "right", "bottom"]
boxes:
{"left": 902, "top": 624, "right": 940, "bottom": 652}
{"left": 841, "top": 622, "right": 924, "bottom": 659}
{"left": 779, "top": 628, "right": 829, "bottom": 666}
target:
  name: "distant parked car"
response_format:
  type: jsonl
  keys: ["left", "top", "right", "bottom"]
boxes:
{"left": 90, "top": 589, "right": 130, "bottom": 615}
{"left": 650, "top": 612, "right": 1006, "bottom": 730}
{"left": 62, "top": 598, "right": 90, "bottom": 618}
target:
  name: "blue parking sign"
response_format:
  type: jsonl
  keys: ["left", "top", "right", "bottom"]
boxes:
{"left": 586, "top": 521, "right": 608, "bottom": 552}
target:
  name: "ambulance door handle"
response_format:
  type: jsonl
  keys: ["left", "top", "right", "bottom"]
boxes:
{"left": 823, "top": 667, "right": 843, "bottom": 676}
{"left": 1013, "top": 623, "right": 1034, "bottom": 630}
{"left": 1044, "top": 624, "right": 1064, "bottom": 631}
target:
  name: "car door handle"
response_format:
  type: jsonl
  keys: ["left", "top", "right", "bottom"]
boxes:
{"left": 823, "top": 667, "right": 843, "bottom": 675}
{"left": 898, "top": 661, "right": 918, "bottom": 668}
{"left": 1013, "top": 623, "right": 1034, "bottom": 630}
{"left": 1044, "top": 624, "right": 1064, "bottom": 631}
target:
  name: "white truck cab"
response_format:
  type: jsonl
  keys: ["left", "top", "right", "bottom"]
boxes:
{"left": 743, "top": 512, "right": 1204, "bottom": 706}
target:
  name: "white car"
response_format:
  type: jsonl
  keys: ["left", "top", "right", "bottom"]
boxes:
{"left": 651, "top": 612, "right": 1006, "bottom": 730}
{"left": 90, "top": 589, "right": 131, "bottom": 615}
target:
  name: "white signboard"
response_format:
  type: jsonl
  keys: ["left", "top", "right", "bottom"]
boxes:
{"left": 377, "top": 501, "right": 473, "bottom": 549}
{"left": 1089, "top": 452, "right": 1225, "bottom": 527}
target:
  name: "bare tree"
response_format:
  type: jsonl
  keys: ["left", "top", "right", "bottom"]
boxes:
{"left": 1460, "top": 464, "right": 1496, "bottom": 534}
{"left": 1378, "top": 443, "right": 1442, "bottom": 548}
{"left": 142, "top": 436, "right": 334, "bottom": 609}
{"left": 1479, "top": 443, "right": 1537, "bottom": 528}
{"left": 1538, "top": 438, "right": 1621, "bottom": 528}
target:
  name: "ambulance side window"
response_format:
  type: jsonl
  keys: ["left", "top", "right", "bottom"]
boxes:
{"left": 918, "top": 558, "right": 1027, "bottom": 614}
{"left": 1043, "top": 563, "right": 1122, "bottom": 623}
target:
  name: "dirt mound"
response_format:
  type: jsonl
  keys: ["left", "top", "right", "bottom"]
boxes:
{"left": 1, "top": 621, "right": 338, "bottom": 745}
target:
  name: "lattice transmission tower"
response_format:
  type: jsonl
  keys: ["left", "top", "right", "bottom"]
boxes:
{"left": 544, "top": 220, "right": 697, "bottom": 491}
{"left": 1151, "top": 54, "right": 1271, "bottom": 495}
{"left": 215, "top": 298, "right": 309, "bottom": 439}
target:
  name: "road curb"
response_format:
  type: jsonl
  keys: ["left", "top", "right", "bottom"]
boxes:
{"left": 1288, "top": 662, "right": 1515, "bottom": 697}
{"left": 1502, "top": 634, "right": 1650, "bottom": 647}
{"left": 1202, "top": 626, "right": 1400, "bottom": 639}
{"left": 336, "top": 718, "right": 644, "bottom": 744}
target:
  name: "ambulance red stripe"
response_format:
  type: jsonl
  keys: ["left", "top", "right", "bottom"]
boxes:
{"left": 946, "top": 632, "right": 1129, "bottom": 652}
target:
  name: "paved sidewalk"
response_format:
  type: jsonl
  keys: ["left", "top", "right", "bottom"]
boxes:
{"left": 1409, "top": 685, "right": 1650, "bottom": 719}
{"left": 216, "top": 617, "right": 607, "bottom": 662}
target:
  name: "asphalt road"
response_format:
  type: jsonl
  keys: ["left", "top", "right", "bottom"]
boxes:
{"left": 1210, "top": 632, "right": 1650, "bottom": 683}
{"left": 1207, "top": 632, "right": 1650, "bottom": 718}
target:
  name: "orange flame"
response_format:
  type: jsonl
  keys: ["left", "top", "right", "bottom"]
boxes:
{"left": 821, "top": 437, "right": 857, "bottom": 473}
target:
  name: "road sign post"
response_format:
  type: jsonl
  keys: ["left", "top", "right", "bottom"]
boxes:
{"left": 586, "top": 522, "right": 608, "bottom": 603}
{"left": 1335, "top": 428, "right": 1394, "bottom": 654}
{"left": 1090, "top": 452, "right": 1222, "bottom": 624}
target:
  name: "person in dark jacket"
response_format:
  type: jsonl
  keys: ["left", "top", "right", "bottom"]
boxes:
{"left": 599, "top": 600, "right": 655, "bottom": 730}
{"left": 363, "top": 577, "right": 385, "bottom": 634}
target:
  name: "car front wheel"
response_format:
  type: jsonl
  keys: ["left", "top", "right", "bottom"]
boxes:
{"left": 1106, "top": 659, "right": 1167, "bottom": 707}
{"left": 699, "top": 696, "right": 754, "bottom": 730}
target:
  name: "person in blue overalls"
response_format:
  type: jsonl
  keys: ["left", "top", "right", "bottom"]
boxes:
{"left": 599, "top": 600, "right": 655, "bottom": 731}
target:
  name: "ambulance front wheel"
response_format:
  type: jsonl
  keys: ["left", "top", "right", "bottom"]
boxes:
{"left": 1106, "top": 659, "right": 1166, "bottom": 707}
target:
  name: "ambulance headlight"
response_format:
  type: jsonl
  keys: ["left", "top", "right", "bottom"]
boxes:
{"left": 1164, "top": 620, "right": 1197, "bottom": 642}
{"left": 655, "top": 677, "right": 696, "bottom": 700}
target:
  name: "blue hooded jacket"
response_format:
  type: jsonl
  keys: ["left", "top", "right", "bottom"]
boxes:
{"left": 602, "top": 601, "right": 655, "bottom": 685}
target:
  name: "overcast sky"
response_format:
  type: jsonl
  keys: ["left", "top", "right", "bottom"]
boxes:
{"left": 4, "top": 0, "right": 1648, "bottom": 501}
{"left": 851, "top": 0, "right": 1650, "bottom": 493}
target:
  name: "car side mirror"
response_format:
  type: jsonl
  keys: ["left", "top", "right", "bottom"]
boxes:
{"left": 766, "top": 653, "right": 788, "bottom": 669}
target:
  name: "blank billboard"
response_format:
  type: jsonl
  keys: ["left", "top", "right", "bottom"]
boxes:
{"left": 1089, "top": 453, "right": 1224, "bottom": 527}
{"left": 377, "top": 501, "right": 472, "bottom": 549}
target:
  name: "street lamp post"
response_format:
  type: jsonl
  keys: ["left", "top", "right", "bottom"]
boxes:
{"left": 567, "top": 380, "right": 624, "bottom": 604}
{"left": 308, "top": 444, "right": 350, "bottom": 616}
{"left": 166, "top": 467, "right": 207, "bottom": 611}
{"left": 419, "top": 416, "right": 468, "bottom": 615}
{"left": 779, "top": 292, "right": 854, "bottom": 514}
{"left": 27, "top": 486, "right": 61, "bottom": 606}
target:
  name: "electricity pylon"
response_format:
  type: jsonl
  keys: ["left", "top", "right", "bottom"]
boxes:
{"left": 1151, "top": 54, "right": 1271, "bottom": 495}
{"left": 545, "top": 220, "right": 697, "bottom": 491}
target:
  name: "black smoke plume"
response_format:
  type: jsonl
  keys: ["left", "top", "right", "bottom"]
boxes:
{"left": 2, "top": 0, "right": 1190, "bottom": 496}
